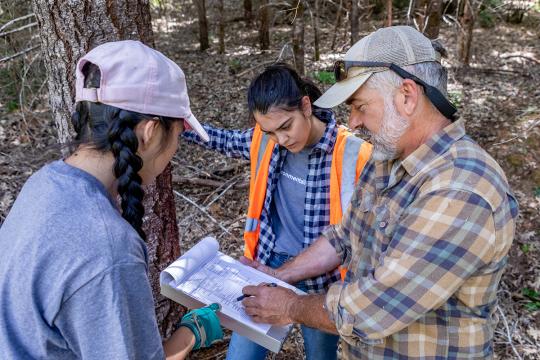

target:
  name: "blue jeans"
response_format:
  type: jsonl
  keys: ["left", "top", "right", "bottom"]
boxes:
{"left": 226, "top": 252, "right": 339, "bottom": 360}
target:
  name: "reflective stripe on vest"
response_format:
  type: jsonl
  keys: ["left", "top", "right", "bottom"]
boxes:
{"left": 244, "top": 124, "right": 276, "bottom": 260}
{"left": 329, "top": 127, "right": 373, "bottom": 225}
{"left": 243, "top": 125, "right": 372, "bottom": 264}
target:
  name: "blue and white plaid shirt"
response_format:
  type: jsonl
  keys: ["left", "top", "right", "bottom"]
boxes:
{"left": 183, "top": 109, "right": 342, "bottom": 293}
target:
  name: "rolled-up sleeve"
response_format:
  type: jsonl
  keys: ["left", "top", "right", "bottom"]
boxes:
{"left": 325, "top": 189, "right": 496, "bottom": 343}
{"left": 322, "top": 184, "right": 362, "bottom": 265}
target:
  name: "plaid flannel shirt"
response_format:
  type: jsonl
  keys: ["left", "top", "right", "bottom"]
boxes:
{"left": 183, "top": 109, "right": 342, "bottom": 293}
{"left": 323, "top": 119, "right": 519, "bottom": 359}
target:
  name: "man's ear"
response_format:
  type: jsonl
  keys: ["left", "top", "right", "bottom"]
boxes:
{"left": 301, "top": 96, "right": 312, "bottom": 118}
{"left": 137, "top": 118, "right": 160, "bottom": 152}
{"left": 395, "top": 79, "right": 421, "bottom": 117}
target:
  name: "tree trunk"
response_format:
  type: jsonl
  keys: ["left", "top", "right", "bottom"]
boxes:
{"left": 292, "top": 0, "right": 305, "bottom": 75}
{"left": 386, "top": 0, "right": 393, "bottom": 26}
{"left": 31, "top": 0, "right": 182, "bottom": 339}
{"left": 142, "top": 164, "right": 182, "bottom": 337}
{"left": 194, "top": 0, "right": 209, "bottom": 51}
{"left": 259, "top": 0, "right": 270, "bottom": 50}
{"left": 313, "top": 0, "right": 320, "bottom": 61}
{"left": 218, "top": 0, "right": 225, "bottom": 54}
{"left": 425, "top": 0, "right": 443, "bottom": 39}
{"left": 331, "top": 0, "right": 343, "bottom": 50}
{"left": 457, "top": 0, "right": 475, "bottom": 66}
{"left": 414, "top": 0, "right": 443, "bottom": 38}
{"left": 350, "top": 0, "right": 359, "bottom": 45}
{"left": 244, "top": 0, "right": 253, "bottom": 25}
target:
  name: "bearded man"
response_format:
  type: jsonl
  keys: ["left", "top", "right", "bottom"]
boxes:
{"left": 239, "top": 26, "right": 519, "bottom": 359}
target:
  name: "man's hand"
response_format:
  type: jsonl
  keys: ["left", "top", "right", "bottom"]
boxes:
{"left": 241, "top": 284, "right": 298, "bottom": 325}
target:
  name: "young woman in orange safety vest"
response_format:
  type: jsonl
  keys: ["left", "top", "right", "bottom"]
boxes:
{"left": 183, "top": 63, "right": 372, "bottom": 360}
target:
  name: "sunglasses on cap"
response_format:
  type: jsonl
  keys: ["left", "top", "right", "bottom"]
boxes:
{"left": 334, "top": 60, "right": 457, "bottom": 121}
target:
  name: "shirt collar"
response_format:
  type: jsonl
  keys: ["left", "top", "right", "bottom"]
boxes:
{"left": 312, "top": 108, "right": 338, "bottom": 155}
{"left": 401, "top": 118, "right": 467, "bottom": 176}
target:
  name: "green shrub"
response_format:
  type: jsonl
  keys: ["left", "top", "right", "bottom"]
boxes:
{"left": 312, "top": 71, "right": 336, "bottom": 85}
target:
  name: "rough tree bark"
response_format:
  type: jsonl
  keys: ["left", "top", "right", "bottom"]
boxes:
{"left": 259, "top": 0, "right": 270, "bottom": 50}
{"left": 194, "top": 0, "right": 209, "bottom": 51}
{"left": 31, "top": 0, "right": 182, "bottom": 338}
{"left": 292, "top": 0, "right": 305, "bottom": 75}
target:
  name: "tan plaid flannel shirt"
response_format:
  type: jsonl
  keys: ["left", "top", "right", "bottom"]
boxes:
{"left": 323, "top": 120, "right": 518, "bottom": 359}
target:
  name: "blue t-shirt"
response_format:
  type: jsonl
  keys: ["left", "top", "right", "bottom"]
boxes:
{"left": 0, "top": 160, "right": 164, "bottom": 359}
{"left": 270, "top": 147, "right": 311, "bottom": 256}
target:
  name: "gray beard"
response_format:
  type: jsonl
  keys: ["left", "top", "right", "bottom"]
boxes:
{"left": 354, "top": 128, "right": 401, "bottom": 161}
{"left": 353, "top": 109, "right": 409, "bottom": 162}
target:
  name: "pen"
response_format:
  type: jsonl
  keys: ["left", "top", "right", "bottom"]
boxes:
{"left": 236, "top": 283, "right": 277, "bottom": 301}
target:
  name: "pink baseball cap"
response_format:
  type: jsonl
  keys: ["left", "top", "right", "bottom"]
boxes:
{"left": 75, "top": 40, "right": 209, "bottom": 142}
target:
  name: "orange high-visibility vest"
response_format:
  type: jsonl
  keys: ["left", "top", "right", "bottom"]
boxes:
{"left": 244, "top": 124, "right": 372, "bottom": 279}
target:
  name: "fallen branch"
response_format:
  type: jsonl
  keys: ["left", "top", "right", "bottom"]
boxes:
{"left": 276, "top": 42, "right": 290, "bottom": 62}
{"left": 0, "top": 45, "right": 40, "bottom": 64}
{"left": 0, "top": 13, "right": 35, "bottom": 33}
{"left": 454, "top": 66, "right": 530, "bottom": 77}
{"left": 490, "top": 119, "right": 540, "bottom": 147}
{"left": 28, "top": 78, "right": 47, "bottom": 109}
{"left": 173, "top": 190, "right": 231, "bottom": 235}
{"left": 217, "top": 215, "right": 245, "bottom": 238}
{"left": 173, "top": 176, "right": 249, "bottom": 189}
{"left": 202, "top": 176, "right": 243, "bottom": 205}
{"left": 500, "top": 54, "right": 540, "bottom": 65}
{"left": 235, "top": 61, "right": 273, "bottom": 78}
{"left": 497, "top": 305, "right": 523, "bottom": 360}
{"left": 0, "top": 22, "right": 38, "bottom": 38}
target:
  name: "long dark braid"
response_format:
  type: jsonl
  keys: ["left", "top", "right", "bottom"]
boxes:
{"left": 70, "top": 62, "right": 178, "bottom": 241}
{"left": 107, "top": 110, "right": 146, "bottom": 240}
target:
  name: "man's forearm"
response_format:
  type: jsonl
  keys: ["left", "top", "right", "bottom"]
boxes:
{"left": 289, "top": 294, "right": 338, "bottom": 334}
{"left": 277, "top": 235, "right": 341, "bottom": 284}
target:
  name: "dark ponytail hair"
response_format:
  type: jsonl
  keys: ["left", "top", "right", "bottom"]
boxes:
{"left": 71, "top": 62, "right": 179, "bottom": 241}
{"left": 247, "top": 63, "right": 322, "bottom": 117}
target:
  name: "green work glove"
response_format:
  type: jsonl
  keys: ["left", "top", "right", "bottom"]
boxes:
{"left": 178, "top": 303, "right": 223, "bottom": 350}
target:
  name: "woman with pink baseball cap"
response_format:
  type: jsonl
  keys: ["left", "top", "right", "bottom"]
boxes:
{"left": 0, "top": 40, "right": 221, "bottom": 359}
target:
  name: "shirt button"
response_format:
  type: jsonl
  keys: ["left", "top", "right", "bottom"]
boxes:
{"left": 379, "top": 221, "right": 387, "bottom": 228}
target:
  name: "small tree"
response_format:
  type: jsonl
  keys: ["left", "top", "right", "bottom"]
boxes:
{"left": 414, "top": 0, "right": 444, "bottom": 39}
{"left": 351, "top": 0, "right": 360, "bottom": 45}
{"left": 457, "top": 0, "right": 481, "bottom": 66}
{"left": 313, "top": 0, "right": 321, "bottom": 61}
{"left": 331, "top": 0, "right": 343, "bottom": 50}
{"left": 194, "top": 0, "right": 209, "bottom": 51}
{"left": 244, "top": 0, "right": 253, "bottom": 25}
{"left": 291, "top": 0, "right": 305, "bottom": 75}
{"left": 386, "top": 0, "right": 393, "bottom": 26}
{"left": 218, "top": 0, "right": 225, "bottom": 54}
{"left": 259, "top": 0, "right": 270, "bottom": 50}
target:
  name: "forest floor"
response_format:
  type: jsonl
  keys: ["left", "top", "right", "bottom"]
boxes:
{"left": 1, "top": 5, "right": 539, "bottom": 360}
